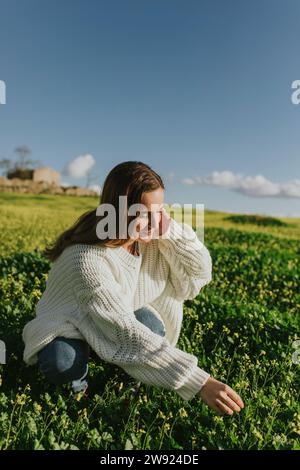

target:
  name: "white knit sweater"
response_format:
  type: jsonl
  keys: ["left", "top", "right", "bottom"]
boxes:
{"left": 22, "top": 217, "right": 213, "bottom": 401}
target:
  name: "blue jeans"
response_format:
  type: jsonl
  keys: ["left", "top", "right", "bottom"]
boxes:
{"left": 37, "top": 306, "right": 166, "bottom": 392}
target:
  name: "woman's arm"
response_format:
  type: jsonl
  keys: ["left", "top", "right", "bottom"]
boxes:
{"left": 72, "top": 256, "right": 210, "bottom": 401}
{"left": 157, "top": 210, "right": 213, "bottom": 300}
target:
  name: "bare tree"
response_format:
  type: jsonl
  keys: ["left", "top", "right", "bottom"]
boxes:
{"left": 14, "top": 145, "right": 41, "bottom": 170}
{"left": 14, "top": 145, "right": 30, "bottom": 169}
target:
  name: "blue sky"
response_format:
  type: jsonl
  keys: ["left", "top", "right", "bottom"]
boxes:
{"left": 0, "top": 0, "right": 300, "bottom": 216}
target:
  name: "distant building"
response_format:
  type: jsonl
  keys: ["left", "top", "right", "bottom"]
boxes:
{"left": 33, "top": 166, "right": 60, "bottom": 185}
{"left": 7, "top": 166, "right": 60, "bottom": 185}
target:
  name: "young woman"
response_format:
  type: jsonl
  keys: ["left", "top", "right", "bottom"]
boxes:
{"left": 22, "top": 161, "right": 244, "bottom": 416}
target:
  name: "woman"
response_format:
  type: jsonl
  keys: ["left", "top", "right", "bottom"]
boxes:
{"left": 22, "top": 161, "right": 244, "bottom": 416}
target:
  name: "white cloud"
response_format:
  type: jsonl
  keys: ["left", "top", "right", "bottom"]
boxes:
{"left": 64, "top": 154, "right": 95, "bottom": 179}
{"left": 166, "top": 171, "right": 175, "bottom": 182}
{"left": 181, "top": 170, "right": 300, "bottom": 198}
{"left": 181, "top": 178, "right": 195, "bottom": 185}
{"left": 88, "top": 184, "right": 101, "bottom": 195}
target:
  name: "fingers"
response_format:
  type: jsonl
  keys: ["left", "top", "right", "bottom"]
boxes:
{"left": 159, "top": 209, "right": 171, "bottom": 237}
{"left": 226, "top": 387, "right": 244, "bottom": 409}
{"left": 220, "top": 392, "right": 241, "bottom": 412}
{"left": 200, "top": 378, "right": 245, "bottom": 416}
{"left": 215, "top": 398, "right": 234, "bottom": 416}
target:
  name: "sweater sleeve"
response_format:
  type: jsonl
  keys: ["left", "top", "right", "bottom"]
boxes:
{"left": 72, "top": 256, "right": 210, "bottom": 401}
{"left": 157, "top": 216, "right": 213, "bottom": 300}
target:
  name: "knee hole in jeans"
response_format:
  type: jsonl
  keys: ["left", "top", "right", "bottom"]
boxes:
{"left": 37, "top": 337, "right": 89, "bottom": 386}
{"left": 134, "top": 307, "right": 166, "bottom": 337}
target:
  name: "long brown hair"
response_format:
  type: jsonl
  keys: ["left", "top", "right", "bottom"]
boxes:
{"left": 43, "top": 161, "right": 165, "bottom": 262}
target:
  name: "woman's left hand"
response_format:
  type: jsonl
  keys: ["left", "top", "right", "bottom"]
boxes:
{"left": 137, "top": 207, "right": 171, "bottom": 243}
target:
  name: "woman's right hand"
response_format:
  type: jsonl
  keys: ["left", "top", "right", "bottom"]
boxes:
{"left": 199, "top": 377, "right": 244, "bottom": 415}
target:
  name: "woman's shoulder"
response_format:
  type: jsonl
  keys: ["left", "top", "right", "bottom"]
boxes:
{"left": 59, "top": 243, "right": 114, "bottom": 286}
{"left": 57, "top": 243, "right": 108, "bottom": 271}
{"left": 67, "top": 242, "right": 109, "bottom": 259}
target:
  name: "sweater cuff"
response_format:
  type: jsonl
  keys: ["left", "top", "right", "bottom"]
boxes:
{"left": 175, "top": 365, "right": 210, "bottom": 401}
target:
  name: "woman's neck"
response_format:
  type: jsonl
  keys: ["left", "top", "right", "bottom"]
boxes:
{"left": 125, "top": 240, "right": 140, "bottom": 256}
{"left": 132, "top": 241, "right": 140, "bottom": 256}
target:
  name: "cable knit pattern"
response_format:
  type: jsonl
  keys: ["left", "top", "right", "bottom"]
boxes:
{"left": 22, "top": 217, "right": 213, "bottom": 401}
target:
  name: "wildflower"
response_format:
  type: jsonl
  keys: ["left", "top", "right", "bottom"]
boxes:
{"left": 78, "top": 408, "right": 88, "bottom": 420}
{"left": 222, "top": 325, "right": 230, "bottom": 334}
{"left": 74, "top": 392, "right": 84, "bottom": 402}
{"left": 272, "top": 434, "right": 287, "bottom": 445}
{"left": 142, "top": 394, "right": 148, "bottom": 403}
{"left": 292, "top": 413, "right": 300, "bottom": 435}
{"left": 15, "top": 393, "right": 27, "bottom": 406}
{"left": 33, "top": 403, "right": 42, "bottom": 413}
{"left": 179, "top": 408, "right": 188, "bottom": 418}
{"left": 163, "top": 423, "right": 170, "bottom": 431}
{"left": 252, "top": 428, "right": 263, "bottom": 440}
{"left": 213, "top": 415, "right": 224, "bottom": 423}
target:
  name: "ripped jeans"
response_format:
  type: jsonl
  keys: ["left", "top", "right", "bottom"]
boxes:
{"left": 37, "top": 306, "right": 166, "bottom": 393}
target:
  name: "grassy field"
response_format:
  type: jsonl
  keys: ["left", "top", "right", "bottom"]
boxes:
{"left": 0, "top": 192, "right": 299, "bottom": 450}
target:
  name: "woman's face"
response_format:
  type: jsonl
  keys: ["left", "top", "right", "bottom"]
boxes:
{"left": 138, "top": 187, "right": 165, "bottom": 243}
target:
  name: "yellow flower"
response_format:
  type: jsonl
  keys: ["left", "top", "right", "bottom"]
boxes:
{"left": 163, "top": 423, "right": 170, "bottom": 431}
{"left": 74, "top": 392, "right": 84, "bottom": 401}
{"left": 179, "top": 408, "right": 188, "bottom": 418}
{"left": 78, "top": 408, "right": 88, "bottom": 419}
{"left": 213, "top": 415, "right": 224, "bottom": 423}
{"left": 15, "top": 393, "right": 27, "bottom": 406}
{"left": 222, "top": 325, "right": 230, "bottom": 334}
{"left": 34, "top": 403, "right": 42, "bottom": 413}
{"left": 252, "top": 428, "right": 263, "bottom": 440}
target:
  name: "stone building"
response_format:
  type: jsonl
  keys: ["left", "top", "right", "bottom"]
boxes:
{"left": 7, "top": 166, "right": 60, "bottom": 185}
{"left": 32, "top": 166, "right": 60, "bottom": 185}
{"left": 2, "top": 165, "right": 98, "bottom": 196}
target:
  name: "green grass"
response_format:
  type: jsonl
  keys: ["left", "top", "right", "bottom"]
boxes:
{"left": 0, "top": 191, "right": 299, "bottom": 450}
{"left": 224, "top": 214, "right": 289, "bottom": 227}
